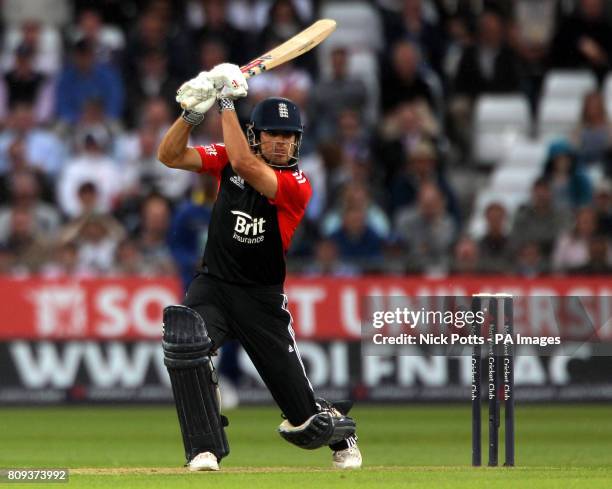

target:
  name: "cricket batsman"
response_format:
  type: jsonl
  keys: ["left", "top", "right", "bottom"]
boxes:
{"left": 157, "top": 63, "right": 361, "bottom": 471}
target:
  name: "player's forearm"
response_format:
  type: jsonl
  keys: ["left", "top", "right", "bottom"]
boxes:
{"left": 221, "top": 110, "right": 253, "bottom": 167}
{"left": 158, "top": 117, "right": 193, "bottom": 167}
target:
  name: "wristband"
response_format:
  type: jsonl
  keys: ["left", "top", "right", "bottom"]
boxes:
{"left": 217, "top": 98, "right": 235, "bottom": 113}
{"left": 182, "top": 109, "right": 205, "bottom": 126}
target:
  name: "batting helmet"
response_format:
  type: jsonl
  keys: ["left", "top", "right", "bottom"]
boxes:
{"left": 247, "top": 97, "right": 303, "bottom": 167}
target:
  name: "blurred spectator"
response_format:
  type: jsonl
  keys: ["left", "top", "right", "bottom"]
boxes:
{"left": 122, "top": 126, "right": 192, "bottom": 202}
{"left": 593, "top": 180, "right": 612, "bottom": 235}
{"left": 395, "top": 182, "right": 456, "bottom": 273}
{"left": 40, "top": 241, "right": 92, "bottom": 278}
{"left": 136, "top": 97, "right": 173, "bottom": 139}
{"left": 443, "top": 14, "right": 474, "bottom": 82}
{"left": 192, "top": 0, "right": 250, "bottom": 66}
{"left": 111, "top": 238, "right": 157, "bottom": 276}
{"left": 69, "top": 8, "right": 125, "bottom": 65}
{"left": 380, "top": 40, "right": 436, "bottom": 115}
{"left": 452, "top": 10, "right": 520, "bottom": 97}
{"left": 550, "top": 0, "right": 612, "bottom": 79}
{"left": 515, "top": 241, "right": 548, "bottom": 278}
{"left": 227, "top": 0, "right": 312, "bottom": 32}
{"left": 388, "top": 140, "right": 459, "bottom": 223}
{"left": 55, "top": 40, "right": 124, "bottom": 125}
{"left": 1, "top": 206, "right": 49, "bottom": 273}
{"left": 248, "top": 59, "right": 312, "bottom": 110}
{"left": 59, "top": 213, "right": 126, "bottom": 274}
{"left": 125, "top": 48, "right": 180, "bottom": 127}
{"left": 303, "top": 238, "right": 358, "bottom": 277}
{"left": 573, "top": 90, "right": 612, "bottom": 166}
{"left": 335, "top": 109, "right": 372, "bottom": 167}
{"left": 168, "top": 189, "right": 212, "bottom": 289}
{"left": 0, "top": 103, "right": 66, "bottom": 176}
{"left": 375, "top": 102, "right": 440, "bottom": 186}
{"left": 477, "top": 202, "right": 511, "bottom": 274}
{"left": 450, "top": 235, "right": 480, "bottom": 275}
{"left": 309, "top": 47, "right": 368, "bottom": 142}
{"left": 0, "top": 170, "right": 61, "bottom": 241}
{"left": 257, "top": 0, "right": 314, "bottom": 72}
{"left": 508, "top": 0, "right": 556, "bottom": 105}
{"left": 542, "top": 139, "right": 592, "bottom": 210}
{"left": 322, "top": 183, "right": 390, "bottom": 240}
{"left": 2, "top": 0, "right": 70, "bottom": 28}
{"left": 328, "top": 204, "right": 384, "bottom": 266}
{"left": 57, "top": 127, "right": 124, "bottom": 218}
{"left": 381, "top": 0, "right": 447, "bottom": 74}
{"left": 0, "top": 43, "right": 54, "bottom": 123}
{"left": 0, "top": 20, "right": 63, "bottom": 75}
{"left": 511, "top": 177, "right": 571, "bottom": 257}
{"left": 197, "top": 36, "right": 228, "bottom": 72}
{"left": 552, "top": 207, "right": 598, "bottom": 271}
{"left": 568, "top": 234, "right": 612, "bottom": 274}
{"left": 136, "top": 194, "right": 176, "bottom": 274}
{"left": 123, "top": 10, "right": 191, "bottom": 80}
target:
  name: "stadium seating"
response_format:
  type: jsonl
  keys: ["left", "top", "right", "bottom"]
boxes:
{"left": 537, "top": 97, "right": 582, "bottom": 140}
{"left": 472, "top": 94, "right": 531, "bottom": 165}
{"left": 541, "top": 70, "right": 597, "bottom": 100}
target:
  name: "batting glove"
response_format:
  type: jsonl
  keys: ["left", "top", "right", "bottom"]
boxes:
{"left": 208, "top": 63, "right": 248, "bottom": 100}
{"left": 176, "top": 71, "right": 216, "bottom": 111}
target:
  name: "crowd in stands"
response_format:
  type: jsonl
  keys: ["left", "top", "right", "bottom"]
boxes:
{"left": 0, "top": 0, "right": 611, "bottom": 280}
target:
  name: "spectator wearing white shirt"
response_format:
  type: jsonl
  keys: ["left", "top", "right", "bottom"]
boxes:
{"left": 57, "top": 126, "right": 124, "bottom": 218}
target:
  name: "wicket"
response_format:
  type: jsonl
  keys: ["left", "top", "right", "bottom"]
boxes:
{"left": 471, "top": 293, "right": 515, "bottom": 467}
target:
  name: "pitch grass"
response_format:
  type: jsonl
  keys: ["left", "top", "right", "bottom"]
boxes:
{"left": 1, "top": 404, "right": 611, "bottom": 488}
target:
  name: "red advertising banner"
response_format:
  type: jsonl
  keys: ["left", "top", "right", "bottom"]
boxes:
{"left": 0, "top": 275, "right": 611, "bottom": 340}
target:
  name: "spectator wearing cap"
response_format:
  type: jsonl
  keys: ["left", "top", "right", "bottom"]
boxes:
{"left": 550, "top": 0, "right": 612, "bottom": 80}
{"left": 55, "top": 39, "right": 123, "bottom": 125}
{"left": 541, "top": 139, "right": 592, "bottom": 210}
{"left": 552, "top": 207, "right": 598, "bottom": 271}
{"left": 57, "top": 127, "right": 124, "bottom": 218}
{"left": 478, "top": 202, "right": 512, "bottom": 274}
{"left": 510, "top": 177, "right": 571, "bottom": 257}
{"left": 395, "top": 182, "right": 456, "bottom": 273}
{"left": 0, "top": 43, "right": 54, "bottom": 123}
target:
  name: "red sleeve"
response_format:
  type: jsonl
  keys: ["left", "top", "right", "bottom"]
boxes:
{"left": 272, "top": 169, "right": 312, "bottom": 212}
{"left": 194, "top": 143, "right": 229, "bottom": 178}
{"left": 270, "top": 169, "right": 312, "bottom": 252}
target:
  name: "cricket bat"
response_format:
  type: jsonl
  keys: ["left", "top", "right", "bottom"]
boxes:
{"left": 180, "top": 19, "right": 336, "bottom": 108}
{"left": 239, "top": 18, "right": 337, "bottom": 78}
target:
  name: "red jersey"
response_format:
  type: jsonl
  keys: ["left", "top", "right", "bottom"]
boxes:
{"left": 194, "top": 143, "right": 311, "bottom": 286}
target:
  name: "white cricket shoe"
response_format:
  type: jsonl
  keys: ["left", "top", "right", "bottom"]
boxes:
{"left": 332, "top": 445, "right": 362, "bottom": 469}
{"left": 188, "top": 452, "right": 219, "bottom": 471}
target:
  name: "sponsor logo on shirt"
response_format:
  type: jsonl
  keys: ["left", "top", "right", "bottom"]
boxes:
{"left": 231, "top": 210, "right": 265, "bottom": 244}
{"left": 230, "top": 175, "right": 245, "bottom": 189}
